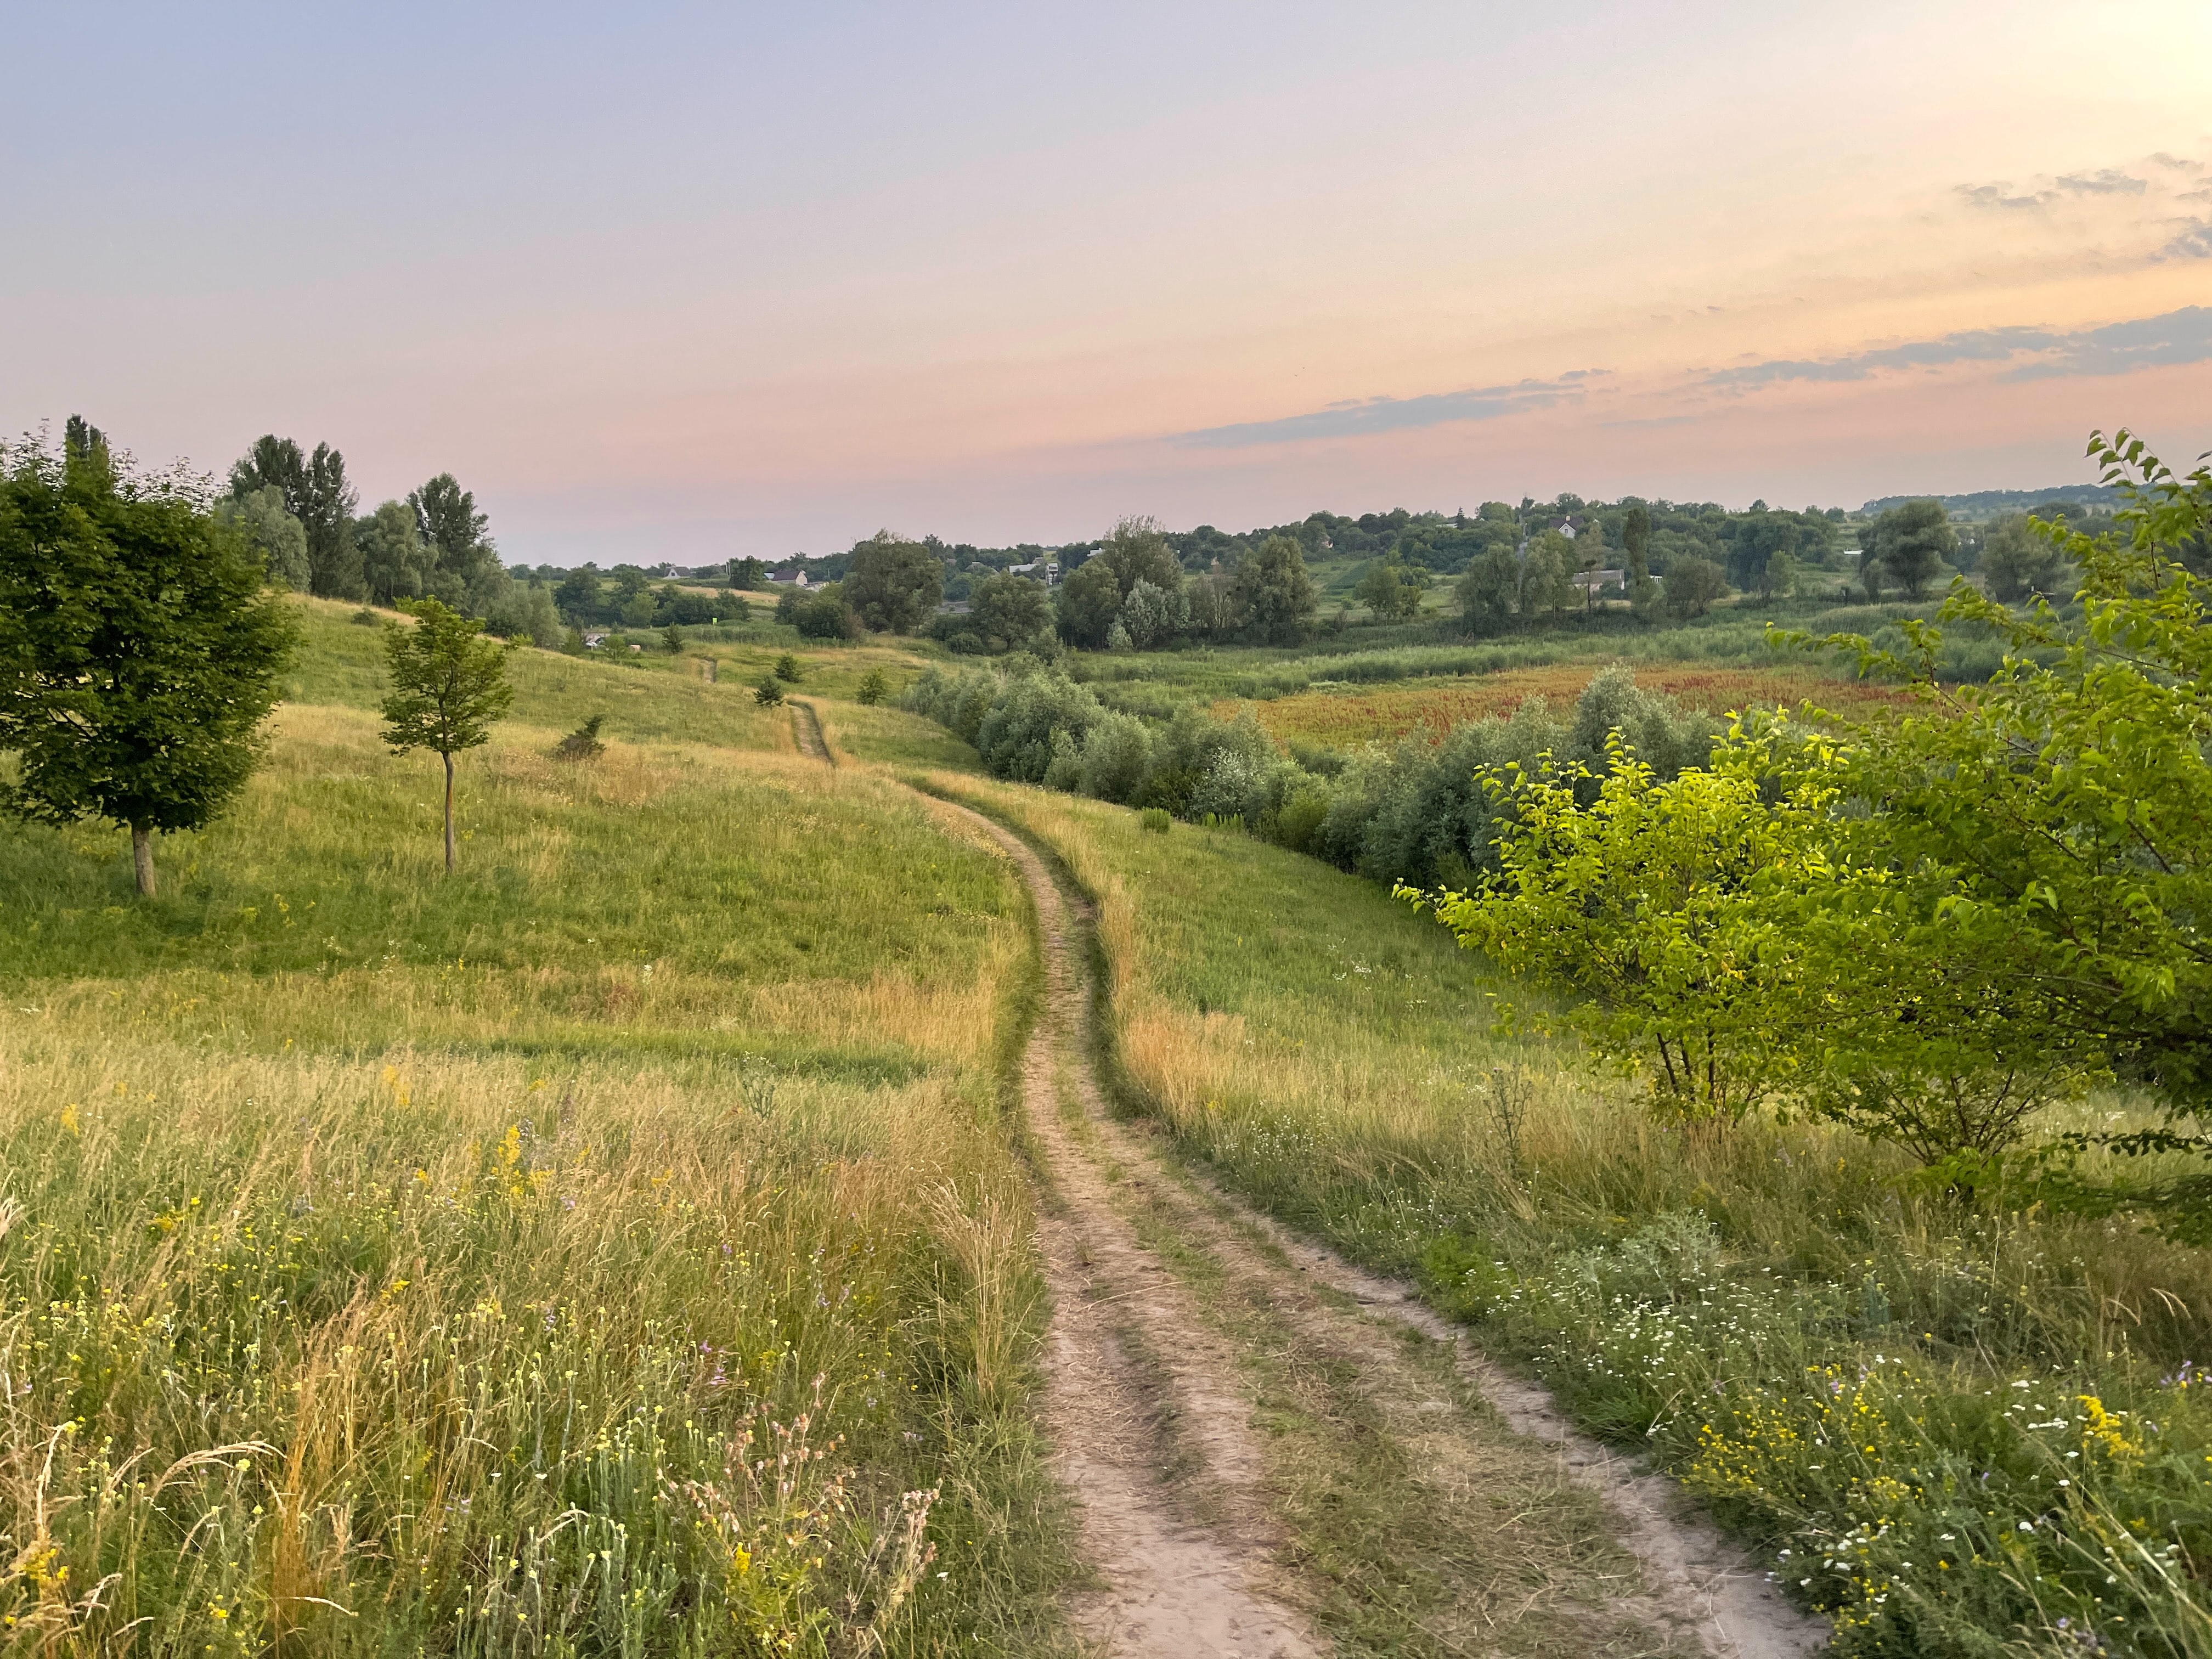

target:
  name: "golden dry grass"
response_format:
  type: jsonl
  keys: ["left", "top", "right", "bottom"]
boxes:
{"left": 0, "top": 649, "right": 1074, "bottom": 1652}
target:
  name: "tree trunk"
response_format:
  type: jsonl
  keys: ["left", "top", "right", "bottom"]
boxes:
{"left": 131, "top": 824, "right": 156, "bottom": 898}
{"left": 443, "top": 751, "right": 457, "bottom": 873}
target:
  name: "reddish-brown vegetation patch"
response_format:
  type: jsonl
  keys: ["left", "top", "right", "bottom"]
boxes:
{"left": 1218, "top": 663, "right": 1908, "bottom": 746}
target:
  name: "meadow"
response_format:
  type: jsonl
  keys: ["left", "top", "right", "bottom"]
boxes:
{"left": 12, "top": 571, "right": 2196, "bottom": 1658}
{"left": 1215, "top": 663, "right": 1910, "bottom": 747}
{"left": 922, "top": 774, "right": 2212, "bottom": 1658}
{"left": 1062, "top": 598, "right": 1964, "bottom": 716}
{"left": 0, "top": 600, "right": 1073, "bottom": 1656}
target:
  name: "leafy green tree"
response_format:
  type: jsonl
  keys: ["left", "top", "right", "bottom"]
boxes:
{"left": 1858, "top": 548, "right": 1886, "bottom": 601}
{"left": 753, "top": 675, "right": 785, "bottom": 707}
{"left": 1801, "top": 432, "right": 2212, "bottom": 1120}
{"left": 1119, "top": 576, "right": 1188, "bottom": 646}
{"left": 1662, "top": 555, "right": 1727, "bottom": 619}
{"left": 729, "top": 556, "right": 767, "bottom": 591}
{"left": 554, "top": 565, "right": 603, "bottom": 622}
{"left": 214, "top": 486, "right": 312, "bottom": 590}
{"left": 1519, "top": 530, "right": 1575, "bottom": 622}
{"left": 856, "top": 668, "right": 890, "bottom": 705}
{"left": 1622, "top": 504, "right": 1651, "bottom": 576}
{"left": 1412, "top": 732, "right": 2086, "bottom": 1160}
{"left": 1, "top": 431, "right": 295, "bottom": 896}
{"left": 486, "top": 579, "right": 562, "bottom": 646}
{"left": 64, "top": 416, "right": 109, "bottom": 469}
{"left": 1623, "top": 504, "right": 1660, "bottom": 617}
{"left": 1097, "top": 515, "right": 1183, "bottom": 598}
{"left": 792, "top": 586, "right": 857, "bottom": 640}
{"left": 1232, "top": 534, "right": 1318, "bottom": 645}
{"left": 379, "top": 599, "right": 514, "bottom": 873}
{"left": 662, "top": 623, "right": 684, "bottom": 653}
{"left": 1455, "top": 544, "right": 1519, "bottom": 635}
{"left": 1865, "top": 500, "right": 1956, "bottom": 600}
{"left": 1980, "top": 512, "right": 2072, "bottom": 602}
{"left": 1409, "top": 749, "right": 1815, "bottom": 1124}
{"left": 843, "top": 532, "right": 944, "bottom": 633}
{"left": 357, "top": 499, "right": 433, "bottom": 605}
{"left": 232, "top": 435, "right": 362, "bottom": 598}
{"left": 1571, "top": 522, "right": 1610, "bottom": 616}
{"left": 1357, "top": 558, "right": 1424, "bottom": 622}
{"left": 410, "top": 473, "right": 500, "bottom": 601}
{"left": 1056, "top": 557, "right": 1123, "bottom": 647}
{"left": 1763, "top": 549, "right": 1803, "bottom": 600}
{"left": 774, "top": 654, "right": 803, "bottom": 682}
{"left": 302, "top": 445, "right": 363, "bottom": 600}
{"left": 968, "top": 571, "right": 1053, "bottom": 652}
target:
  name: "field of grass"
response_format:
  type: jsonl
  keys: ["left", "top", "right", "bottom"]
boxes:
{"left": 1065, "top": 598, "right": 1936, "bottom": 714}
{"left": 1216, "top": 662, "right": 1911, "bottom": 746}
{"left": 928, "top": 775, "right": 2212, "bottom": 1657}
{"left": 0, "top": 598, "right": 1074, "bottom": 1655}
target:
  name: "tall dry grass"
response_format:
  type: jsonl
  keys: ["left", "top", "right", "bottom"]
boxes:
{"left": 0, "top": 681, "right": 1071, "bottom": 1654}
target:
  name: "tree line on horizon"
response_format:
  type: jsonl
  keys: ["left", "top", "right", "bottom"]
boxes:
{"left": 182, "top": 414, "right": 2140, "bottom": 659}
{"left": 218, "top": 431, "right": 565, "bottom": 645}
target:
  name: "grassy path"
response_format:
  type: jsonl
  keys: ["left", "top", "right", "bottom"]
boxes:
{"left": 915, "top": 786, "right": 1827, "bottom": 1658}
{"left": 791, "top": 697, "right": 832, "bottom": 761}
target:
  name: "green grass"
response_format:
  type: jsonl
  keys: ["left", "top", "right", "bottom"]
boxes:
{"left": 0, "top": 606, "right": 1079, "bottom": 1656}
{"left": 1059, "top": 597, "right": 1939, "bottom": 715}
{"left": 938, "top": 776, "right": 2212, "bottom": 1658}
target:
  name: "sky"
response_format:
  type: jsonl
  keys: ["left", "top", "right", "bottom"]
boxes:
{"left": 5, "top": 1, "right": 2210, "bottom": 565}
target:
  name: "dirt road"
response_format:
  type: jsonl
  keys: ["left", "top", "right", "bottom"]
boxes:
{"left": 789, "top": 699, "right": 831, "bottom": 761}
{"left": 924, "top": 793, "right": 1828, "bottom": 1659}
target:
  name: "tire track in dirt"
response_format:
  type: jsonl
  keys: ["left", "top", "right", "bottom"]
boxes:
{"left": 920, "top": 787, "right": 1826, "bottom": 1657}
{"left": 933, "top": 795, "right": 1323, "bottom": 1658}
{"left": 789, "top": 699, "right": 832, "bottom": 762}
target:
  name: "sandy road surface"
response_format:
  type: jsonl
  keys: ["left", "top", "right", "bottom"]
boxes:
{"left": 922, "top": 789, "right": 1829, "bottom": 1658}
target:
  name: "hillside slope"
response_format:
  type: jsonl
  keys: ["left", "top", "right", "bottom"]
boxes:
{"left": 0, "top": 599, "right": 1075, "bottom": 1654}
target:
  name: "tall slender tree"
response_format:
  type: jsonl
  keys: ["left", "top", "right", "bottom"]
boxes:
{"left": 379, "top": 598, "right": 514, "bottom": 872}
{"left": 232, "top": 435, "right": 362, "bottom": 597}
{"left": 409, "top": 473, "right": 499, "bottom": 599}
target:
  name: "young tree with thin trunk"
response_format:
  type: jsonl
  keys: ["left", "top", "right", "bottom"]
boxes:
{"left": 380, "top": 598, "right": 514, "bottom": 872}
{"left": 0, "top": 424, "right": 294, "bottom": 896}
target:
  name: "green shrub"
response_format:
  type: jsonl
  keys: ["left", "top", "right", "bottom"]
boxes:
{"left": 754, "top": 676, "right": 785, "bottom": 707}
{"left": 856, "top": 667, "right": 890, "bottom": 705}
{"left": 774, "top": 654, "right": 803, "bottom": 683}
{"left": 554, "top": 713, "right": 607, "bottom": 760}
{"left": 1139, "top": 808, "right": 1171, "bottom": 834}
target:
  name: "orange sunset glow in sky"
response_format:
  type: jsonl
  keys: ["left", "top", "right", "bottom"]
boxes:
{"left": 7, "top": 1, "right": 2210, "bottom": 561}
